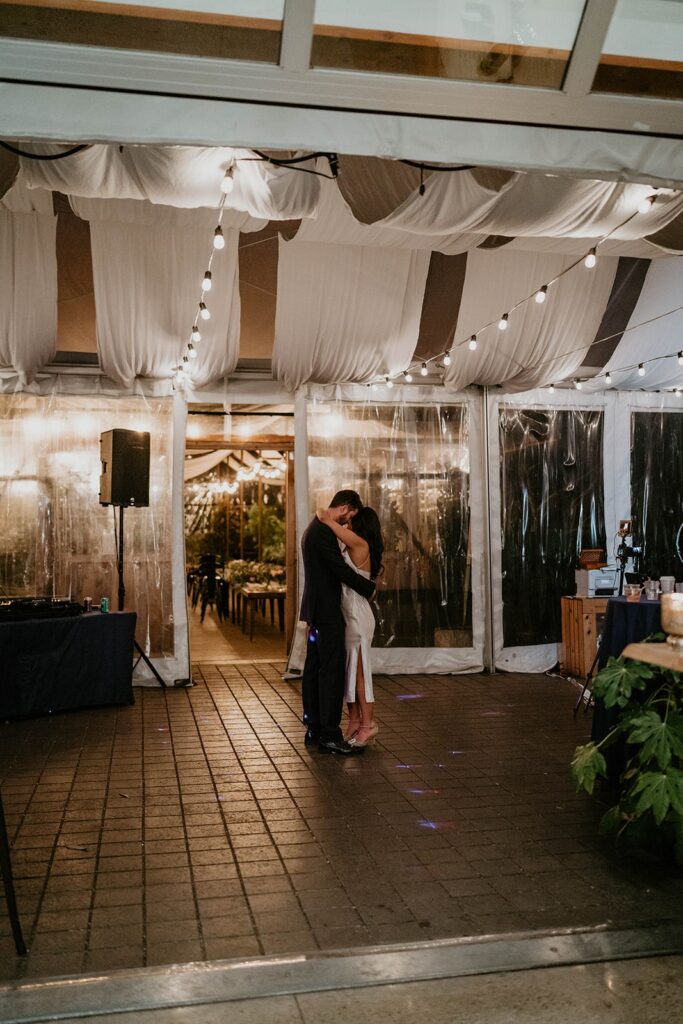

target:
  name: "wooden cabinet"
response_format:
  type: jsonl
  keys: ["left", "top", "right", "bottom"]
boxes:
{"left": 560, "top": 596, "right": 609, "bottom": 677}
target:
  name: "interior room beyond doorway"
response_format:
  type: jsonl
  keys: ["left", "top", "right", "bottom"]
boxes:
{"left": 185, "top": 403, "right": 294, "bottom": 663}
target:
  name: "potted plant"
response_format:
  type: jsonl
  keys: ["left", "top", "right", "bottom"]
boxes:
{"left": 571, "top": 646, "right": 683, "bottom": 865}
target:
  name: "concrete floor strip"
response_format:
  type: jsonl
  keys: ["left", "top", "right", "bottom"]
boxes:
{"left": 2, "top": 924, "right": 683, "bottom": 1023}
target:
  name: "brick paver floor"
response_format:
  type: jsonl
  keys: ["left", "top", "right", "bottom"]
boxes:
{"left": 1, "top": 665, "right": 681, "bottom": 980}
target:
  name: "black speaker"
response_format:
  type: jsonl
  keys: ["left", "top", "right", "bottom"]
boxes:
{"left": 99, "top": 429, "right": 150, "bottom": 507}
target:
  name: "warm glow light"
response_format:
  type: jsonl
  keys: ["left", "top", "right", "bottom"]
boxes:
{"left": 199, "top": 302, "right": 211, "bottom": 321}
{"left": 404, "top": 370, "right": 413, "bottom": 383}
{"left": 574, "top": 379, "right": 583, "bottom": 390}
{"left": 191, "top": 326, "right": 201, "bottom": 342}
{"left": 443, "top": 351, "right": 452, "bottom": 366}
{"left": 468, "top": 335, "right": 478, "bottom": 351}
{"left": 420, "top": 362, "right": 428, "bottom": 377}
{"left": 605, "top": 371, "right": 612, "bottom": 385}
{"left": 220, "top": 168, "right": 235, "bottom": 194}
{"left": 535, "top": 286, "right": 547, "bottom": 304}
{"left": 188, "top": 344, "right": 198, "bottom": 359}
{"left": 385, "top": 377, "right": 394, "bottom": 389}
{"left": 213, "top": 227, "right": 225, "bottom": 250}
{"left": 637, "top": 194, "right": 656, "bottom": 214}
{"left": 498, "top": 314, "right": 509, "bottom": 331}
{"left": 638, "top": 363, "right": 645, "bottom": 376}
{"left": 202, "top": 271, "right": 212, "bottom": 291}
{"left": 187, "top": 420, "right": 202, "bottom": 439}
{"left": 678, "top": 351, "right": 683, "bottom": 366}
{"left": 584, "top": 248, "right": 597, "bottom": 268}
{"left": 548, "top": 384, "right": 555, "bottom": 393}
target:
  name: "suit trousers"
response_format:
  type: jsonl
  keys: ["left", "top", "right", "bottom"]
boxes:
{"left": 301, "top": 620, "right": 346, "bottom": 743}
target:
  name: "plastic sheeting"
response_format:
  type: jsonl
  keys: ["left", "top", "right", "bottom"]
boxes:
{"left": 631, "top": 410, "right": 683, "bottom": 580}
{"left": 304, "top": 388, "right": 484, "bottom": 673}
{"left": 498, "top": 405, "right": 606, "bottom": 649}
{"left": 0, "top": 390, "right": 176, "bottom": 666}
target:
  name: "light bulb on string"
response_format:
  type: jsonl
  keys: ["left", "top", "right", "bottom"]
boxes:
{"left": 191, "top": 325, "right": 201, "bottom": 342}
{"left": 202, "top": 271, "right": 212, "bottom": 291}
{"left": 548, "top": 384, "right": 555, "bottom": 393}
{"left": 574, "top": 379, "right": 583, "bottom": 390}
{"left": 584, "top": 248, "right": 597, "bottom": 268}
{"left": 199, "top": 302, "right": 210, "bottom": 321}
{"left": 498, "top": 314, "right": 509, "bottom": 331}
{"left": 403, "top": 370, "right": 413, "bottom": 383}
{"left": 676, "top": 388, "right": 682, "bottom": 397}
{"left": 637, "top": 194, "right": 656, "bottom": 214}
{"left": 385, "top": 376, "right": 394, "bottom": 389}
{"left": 638, "top": 363, "right": 645, "bottom": 376}
{"left": 220, "top": 167, "right": 235, "bottom": 194}
{"left": 213, "top": 226, "right": 225, "bottom": 250}
{"left": 468, "top": 334, "right": 478, "bottom": 351}
{"left": 443, "top": 350, "right": 452, "bottom": 366}
{"left": 535, "top": 285, "right": 548, "bottom": 304}
{"left": 188, "top": 343, "right": 197, "bottom": 360}
{"left": 605, "top": 371, "right": 612, "bottom": 385}
{"left": 420, "top": 362, "right": 428, "bottom": 377}
{"left": 678, "top": 351, "right": 683, "bottom": 365}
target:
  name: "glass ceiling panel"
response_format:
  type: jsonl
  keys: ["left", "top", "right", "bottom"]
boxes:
{"left": 0, "top": 1, "right": 284, "bottom": 62}
{"left": 594, "top": 0, "right": 683, "bottom": 99}
{"left": 312, "top": 0, "right": 587, "bottom": 89}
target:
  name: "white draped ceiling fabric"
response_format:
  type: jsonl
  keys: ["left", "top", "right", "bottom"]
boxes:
{"left": 0, "top": 177, "right": 56, "bottom": 384}
{"left": 1, "top": 143, "right": 682, "bottom": 390}
{"left": 442, "top": 250, "right": 618, "bottom": 393}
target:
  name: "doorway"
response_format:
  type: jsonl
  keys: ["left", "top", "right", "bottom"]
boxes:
{"left": 184, "top": 403, "right": 295, "bottom": 662}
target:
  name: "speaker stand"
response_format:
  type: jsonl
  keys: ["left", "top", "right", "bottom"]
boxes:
{"left": 116, "top": 505, "right": 167, "bottom": 690}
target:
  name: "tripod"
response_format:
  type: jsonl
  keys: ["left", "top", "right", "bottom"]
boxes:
{"left": 115, "top": 505, "right": 167, "bottom": 689}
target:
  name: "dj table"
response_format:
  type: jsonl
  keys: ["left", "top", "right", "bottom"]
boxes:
{"left": 0, "top": 611, "right": 136, "bottom": 719}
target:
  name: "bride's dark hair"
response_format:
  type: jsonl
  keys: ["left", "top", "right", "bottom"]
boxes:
{"left": 352, "top": 506, "right": 384, "bottom": 580}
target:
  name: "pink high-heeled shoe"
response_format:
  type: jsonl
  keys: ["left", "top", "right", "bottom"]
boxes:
{"left": 349, "top": 722, "right": 378, "bottom": 748}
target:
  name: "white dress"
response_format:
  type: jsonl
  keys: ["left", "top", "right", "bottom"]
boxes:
{"left": 340, "top": 546, "right": 376, "bottom": 703}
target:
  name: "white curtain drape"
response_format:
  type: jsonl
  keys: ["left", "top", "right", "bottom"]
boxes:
{"left": 372, "top": 171, "right": 683, "bottom": 242}
{"left": 71, "top": 197, "right": 241, "bottom": 388}
{"left": 0, "top": 178, "right": 57, "bottom": 383}
{"left": 443, "top": 249, "right": 618, "bottom": 392}
{"left": 590, "top": 258, "right": 683, "bottom": 391}
{"left": 184, "top": 449, "right": 229, "bottom": 480}
{"left": 20, "top": 143, "right": 319, "bottom": 219}
{"left": 272, "top": 237, "right": 430, "bottom": 391}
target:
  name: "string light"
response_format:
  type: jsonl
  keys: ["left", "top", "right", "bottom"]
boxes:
{"left": 605, "top": 371, "right": 612, "bottom": 385}
{"left": 187, "top": 343, "right": 197, "bottom": 359}
{"left": 443, "top": 350, "right": 452, "bottom": 366}
{"left": 548, "top": 384, "right": 555, "bottom": 393}
{"left": 498, "top": 314, "right": 509, "bottom": 331}
{"left": 420, "top": 362, "right": 428, "bottom": 377}
{"left": 202, "top": 271, "right": 212, "bottom": 291}
{"left": 199, "top": 302, "right": 210, "bottom": 321}
{"left": 637, "top": 194, "right": 656, "bottom": 214}
{"left": 220, "top": 167, "right": 235, "bottom": 194}
{"left": 385, "top": 376, "right": 394, "bottom": 389}
{"left": 468, "top": 335, "right": 478, "bottom": 351}
{"left": 574, "top": 379, "right": 583, "bottom": 390}
{"left": 584, "top": 248, "right": 597, "bottom": 268}
{"left": 535, "top": 285, "right": 548, "bottom": 304}
{"left": 213, "top": 226, "right": 225, "bottom": 250}
{"left": 403, "top": 370, "right": 413, "bottom": 383}
{"left": 638, "top": 363, "right": 645, "bottom": 376}
{"left": 678, "top": 351, "right": 683, "bottom": 365}
{"left": 191, "top": 325, "right": 201, "bottom": 342}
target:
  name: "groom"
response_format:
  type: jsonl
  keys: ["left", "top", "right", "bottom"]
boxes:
{"left": 300, "top": 489, "right": 375, "bottom": 754}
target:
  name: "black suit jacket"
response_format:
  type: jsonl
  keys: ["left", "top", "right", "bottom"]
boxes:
{"left": 300, "top": 518, "right": 375, "bottom": 627}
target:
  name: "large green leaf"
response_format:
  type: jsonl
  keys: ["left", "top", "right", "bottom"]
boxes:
{"left": 592, "top": 656, "right": 654, "bottom": 708}
{"left": 626, "top": 710, "right": 683, "bottom": 769}
{"left": 630, "top": 768, "right": 683, "bottom": 824}
{"left": 571, "top": 743, "right": 607, "bottom": 795}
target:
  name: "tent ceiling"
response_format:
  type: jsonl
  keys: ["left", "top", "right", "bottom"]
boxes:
{"left": 1, "top": 143, "right": 682, "bottom": 392}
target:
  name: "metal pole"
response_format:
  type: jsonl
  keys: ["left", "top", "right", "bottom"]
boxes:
{"left": 117, "top": 505, "right": 126, "bottom": 612}
{"left": 481, "top": 387, "right": 496, "bottom": 673}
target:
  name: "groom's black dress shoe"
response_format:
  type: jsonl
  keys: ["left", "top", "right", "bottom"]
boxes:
{"left": 304, "top": 729, "right": 319, "bottom": 746}
{"left": 318, "top": 738, "right": 363, "bottom": 755}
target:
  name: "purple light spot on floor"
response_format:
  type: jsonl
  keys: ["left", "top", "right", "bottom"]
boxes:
{"left": 407, "top": 788, "right": 426, "bottom": 795}
{"left": 396, "top": 693, "right": 424, "bottom": 701}
{"left": 417, "top": 820, "right": 438, "bottom": 830}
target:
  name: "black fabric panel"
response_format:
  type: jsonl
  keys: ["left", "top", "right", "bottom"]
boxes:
{"left": 631, "top": 411, "right": 683, "bottom": 579}
{"left": 585, "top": 257, "right": 650, "bottom": 369}
{"left": 0, "top": 611, "right": 136, "bottom": 719}
{"left": 500, "top": 408, "right": 605, "bottom": 647}
{"left": 413, "top": 251, "right": 467, "bottom": 361}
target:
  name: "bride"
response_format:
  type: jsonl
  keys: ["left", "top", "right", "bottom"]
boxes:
{"left": 316, "top": 505, "right": 384, "bottom": 748}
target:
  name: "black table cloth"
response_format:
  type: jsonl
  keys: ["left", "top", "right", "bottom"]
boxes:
{"left": 596, "top": 595, "right": 662, "bottom": 670}
{"left": 591, "top": 596, "right": 662, "bottom": 768}
{"left": 0, "top": 611, "right": 136, "bottom": 719}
